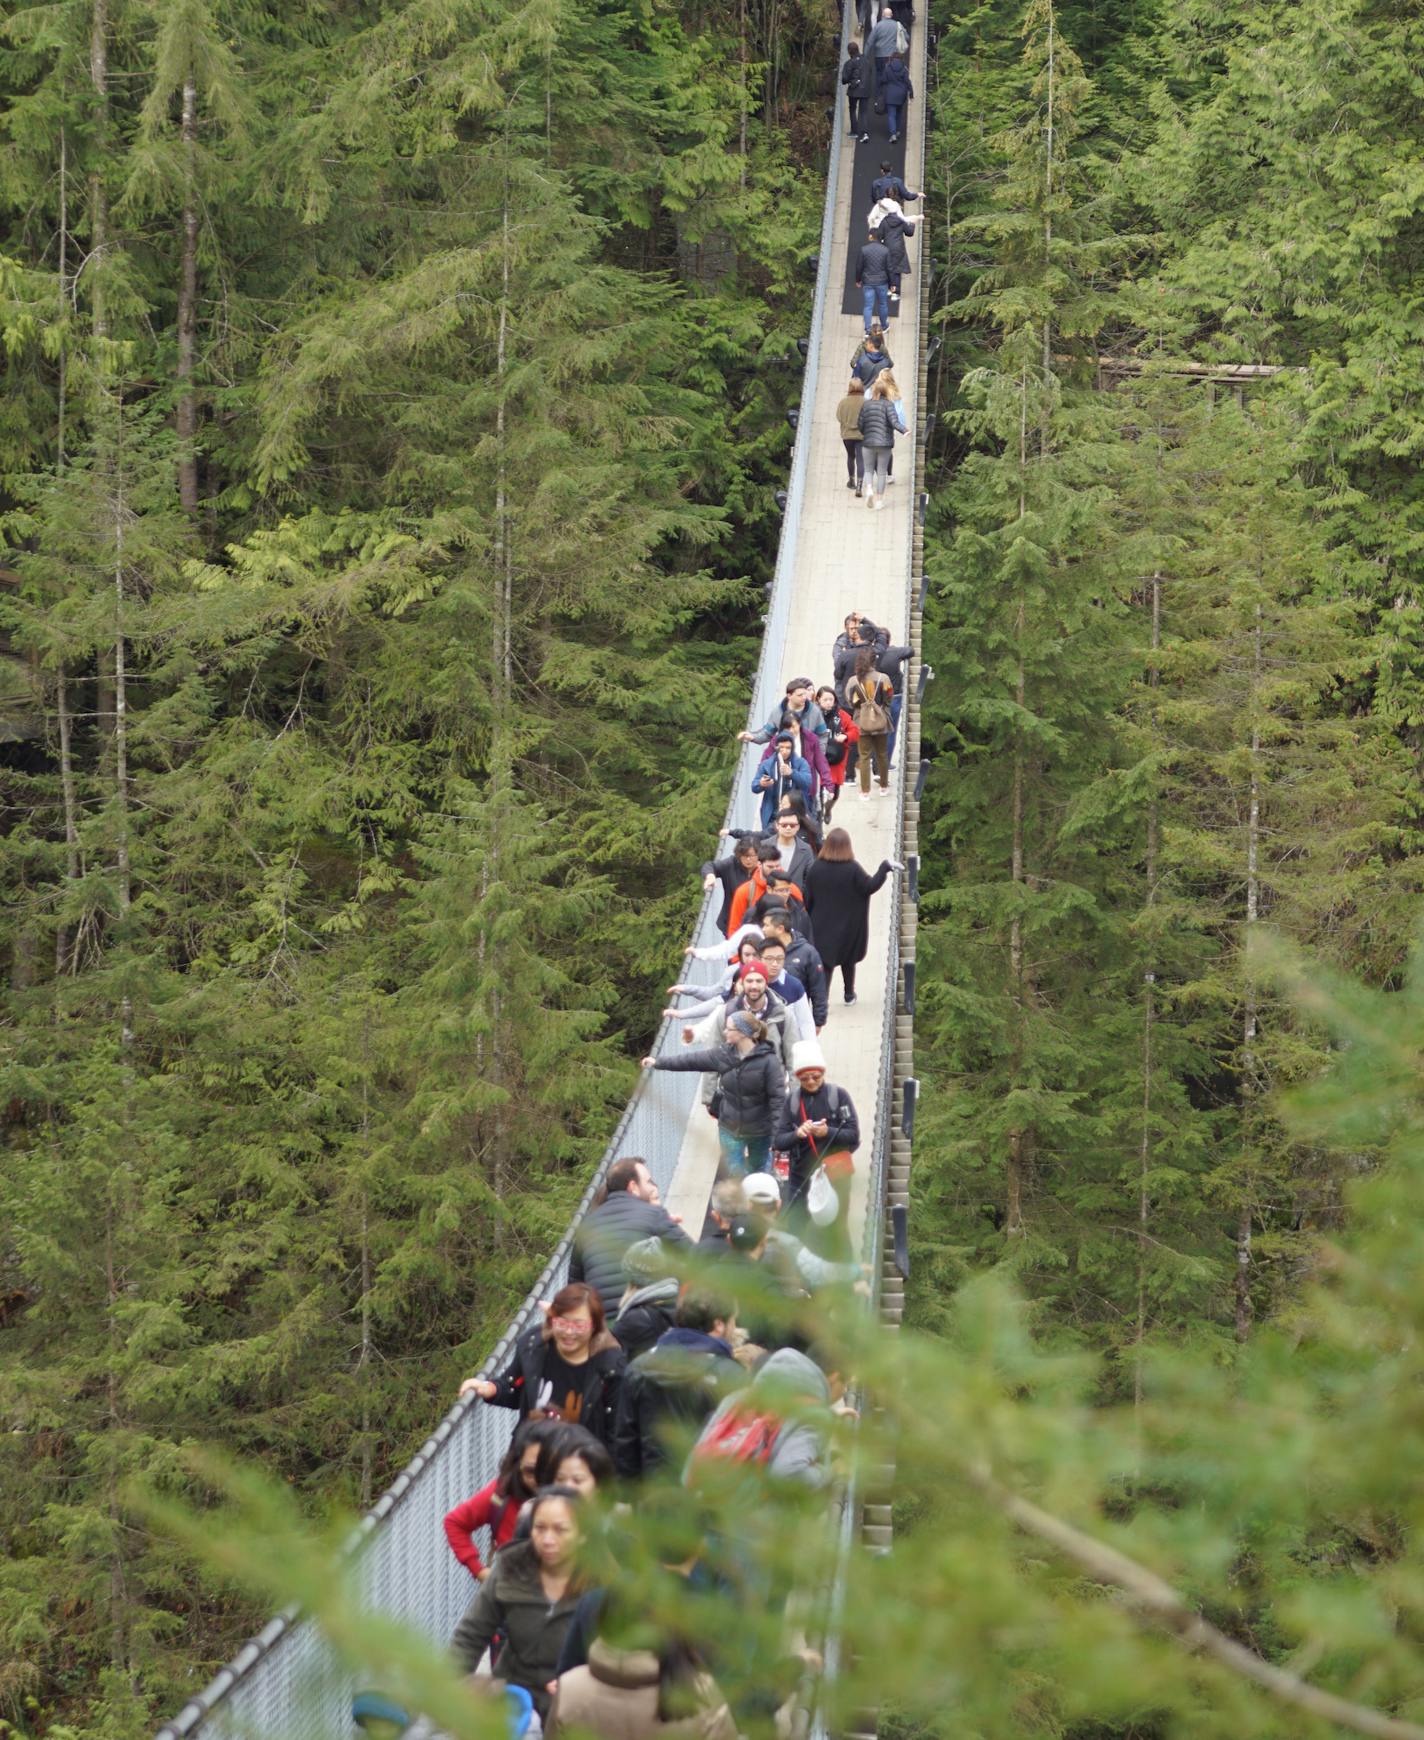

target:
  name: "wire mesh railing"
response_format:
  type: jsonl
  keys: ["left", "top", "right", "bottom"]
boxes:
{"left": 155, "top": 58, "right": 855, "bottom": 1740}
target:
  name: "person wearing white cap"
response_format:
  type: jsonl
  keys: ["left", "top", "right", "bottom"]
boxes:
{"left": 742, "top": 1171, "right": 784, "bottom": 1214}
{"left": 774, "top": 1040, "right": 861, "bottom": 1258}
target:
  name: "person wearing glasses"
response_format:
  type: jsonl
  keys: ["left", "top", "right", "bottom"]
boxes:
{"left": 459, "top": 1282, "right": 627, "bottom": 1453}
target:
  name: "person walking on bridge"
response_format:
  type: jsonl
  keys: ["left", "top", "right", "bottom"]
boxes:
{"left": 840, "top": 41, "right": 870, "bottom": 143}
{"left": 870, "top": 160, "right": 919, "bottom": 207}
{"left": 857, "top": 377, "right": 899, "bottom": 510}
{"left": 836, "top": 378, "right": 866, "bottom": 496}
{"left": 879, "top": 52, "right": 913, "bottom": 144}
{"left": 642, "top": 1010, "right": 784, "bottom": 1179}
{"left": 854, "top": 231, "right": 892, "bottom": 336}
{"left": 867, "top": 5, "right": 908, "bottom": 85}
{"left": 804, "top": 827, "right": 901, "bottom": 1005}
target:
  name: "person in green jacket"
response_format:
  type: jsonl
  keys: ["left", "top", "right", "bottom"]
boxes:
{"left": 452, "top": 1487, "right": 587, "bottom": 1716}
{"left": 835, "top": 377, "right": 866, "bottom": 495}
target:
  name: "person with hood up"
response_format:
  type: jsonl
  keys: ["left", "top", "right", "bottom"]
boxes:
{"left": 878, "top": 52, "right": 912, "bottom": 142}
{"left": 642, "top": 1011, "right": 784, "bottom": 1179}
{"left": 700, "top": 835, "right": 760, "bottom": 936}
{"left": 453, "top": 1486, "right": 587, "bottom": 1716}
{"left": 750, "top": 731, "right": 811, "bottom": 829}
{"left": 609, "top": 1238, "right": 685, "bottom": 1361}
{"left": 839, "top": 41, "right": 870, "bottom": 142}
{"left": 854, "top": 228, "right": 893, "bottom": 336}
{"left": 685, "top": 1347, "right": 850, "bottom": 1490}
{"left": 804, "top": 827, "right": 902, "bottom": 1005}
{"left": 570, "top": 1158, "right": 690, "bottom": 1312}
{"left": 612, "top": 1287, "right": 746, "bottom": 1479}
{"left": 836, "top": 377, "right": 867, "bottom": 496}
{"left": 459, "top": 1283, "right": 628, "bottom": 1451}
{"left": 774, "top": 1041, "right": 861, "bottom": 1256}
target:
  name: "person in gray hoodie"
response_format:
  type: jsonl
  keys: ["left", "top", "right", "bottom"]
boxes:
{"left": 684, "top": 1347, "right": 846, "bottom": 1489}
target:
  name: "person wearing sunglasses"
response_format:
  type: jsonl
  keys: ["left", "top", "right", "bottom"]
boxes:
{"left": 459, "top": 1282, "right": 627, "bottom": 1454}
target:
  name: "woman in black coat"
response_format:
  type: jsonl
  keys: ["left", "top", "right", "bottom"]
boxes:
{"left": 876, "top": 207, "right": 916, "bottom": 303}
{"left": 642, "top": 1011, "right": 785, "bottom": 1177}
{"left": 802, "top": 827, "right": 901, "bottom": 1005}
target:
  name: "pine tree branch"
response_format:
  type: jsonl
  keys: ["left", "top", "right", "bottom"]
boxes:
{"left": 971, "top": 1468, "right": 1424, "bottom": 1740}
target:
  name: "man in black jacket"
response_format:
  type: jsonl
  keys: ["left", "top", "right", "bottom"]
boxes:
{"left": 870, "top": 160, "right": 920, "bottom": 207}
{"left": 570, "top": 1158, "right": 690, "bottom": 1310}
{"left": 854, "top": 231, "right": 892, "bottom": 336}
{"left": 876, "top": 639, "right": 914, "bottom": 768}
{"left": 840, "top": 42, "right": 870, "bottom": 143}
{"left": 759, "top": 907, "right": 829, "bottom": 1032}
{"left": 612, "top": 1289, "right": 745, "bottom": 1479}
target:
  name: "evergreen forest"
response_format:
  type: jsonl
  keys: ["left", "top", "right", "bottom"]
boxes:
{"left": 4, "top": 0, "right": 1424, "bottom": 1733}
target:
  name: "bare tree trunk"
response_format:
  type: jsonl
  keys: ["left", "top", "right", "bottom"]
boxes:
{"left": 1041, "top": 0, "right": 1054, "bottom": 394}
{"left": 89, "top": 0, "right": 109, "bottom": 340}
{"left": 176, "top": 78, "right": 199, "bottom": 516}
{"left": 738, "top": 0, "right": 748, "bottom": 189}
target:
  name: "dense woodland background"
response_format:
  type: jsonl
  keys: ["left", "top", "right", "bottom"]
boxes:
{"left": 2, "top": 0, "right": 1423, "bottom": 1732}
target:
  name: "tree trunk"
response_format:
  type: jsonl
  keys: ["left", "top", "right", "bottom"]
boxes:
{"left": 176, "top": 77, "right": 199, "bottom": 516}
{"left": 89, "top": 0, "right": 109, "bottom": 341}
{"left": 55, "top": 127, "right": 82, "bottom": 979}
{"left": 1006, "top": 372, "right": 1029, "bottom": 1238}
{"left": 1135, "top": 570, "right": 1161, "bottom": 1410}
{"left": 1236, "top": 603, "right": 1263, "bottom": 1343}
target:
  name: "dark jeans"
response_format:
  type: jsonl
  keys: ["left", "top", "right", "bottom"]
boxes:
{"left": 843, "top": 438, "right": 864, "bottom": 486}
{"left": 887, "top": 691, "right": 902, "bottom": 767}
{"left": 886, "top": 102, "right": 902, "bottom": 137}
{"left": 846, "top": 93, "right": 866, "bottom": 134}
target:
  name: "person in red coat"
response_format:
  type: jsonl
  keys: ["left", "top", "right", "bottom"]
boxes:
{"left": 815, "top": 686, "right": 860, "bottom": 818}
{"left": 443, "top": 1416, "right": 565, "bottom": 1581}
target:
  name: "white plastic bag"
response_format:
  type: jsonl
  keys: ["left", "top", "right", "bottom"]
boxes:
{"left": 807, "top": 1166, "right": 839, "bottom": 1226}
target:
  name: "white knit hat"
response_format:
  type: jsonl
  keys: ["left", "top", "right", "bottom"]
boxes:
{"left": 790, "top": 1039, "right": 827, "bottom": 1075}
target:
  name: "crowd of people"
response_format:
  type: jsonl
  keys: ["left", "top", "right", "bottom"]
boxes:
{"left": 436, "top": 607, "right": 912, "bottom": 1739}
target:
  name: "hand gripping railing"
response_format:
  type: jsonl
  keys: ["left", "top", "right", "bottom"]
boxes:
{"left": 154, "top": 49, "right": 854, "bottom": 1740}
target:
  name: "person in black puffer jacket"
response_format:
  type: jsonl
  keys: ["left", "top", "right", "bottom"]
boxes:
{"left": 570, "top": 1157, "right": 690, "bottom": 1311}
{"left": 642, "top": 1012, "right": 785, "bottom": 1178}
{"left": 611, "top": 1288, "right": 746, "bottom": 1480}
{"left": 858, "top": 378, "right": 900, "bottom": 510}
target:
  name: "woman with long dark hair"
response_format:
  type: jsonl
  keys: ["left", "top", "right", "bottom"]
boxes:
{"left": 443, "top": 1416, "right": 565, "bottom": 1582}
{"left": 803, "top": 828, "right": 901, "bottom": 1005}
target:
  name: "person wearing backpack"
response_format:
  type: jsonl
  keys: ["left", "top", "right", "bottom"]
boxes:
{"left": 443, "top": 1417, "right": 565, "bottom": 1582}
{"left": 685, "top": 1348, "right": 847, "bottom": 1490}
{"left": 846, "top": 647, "right": 894, "bottom": 794}
{"left": 774, "top": 1041, "right": 861, "bottom": 1259}
{"left": 839, "top": 41, "right": 870, "bottom": 142}
{"left": 611, "top": 1288, "right": 746, "bottom": 1480}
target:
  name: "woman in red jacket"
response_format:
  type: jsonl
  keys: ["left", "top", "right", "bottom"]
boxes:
{"left": 815, "top": 685, "right": 860, "bottom": 818}
{"left": 443, "top": 1416, "right": 564, "bottom": 1581}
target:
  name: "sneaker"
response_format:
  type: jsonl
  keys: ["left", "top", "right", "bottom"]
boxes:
{"left": 886, "top": 477, "right": 896, "bottom": 485}
{"left": 855, "top": 484, "right": 863, "bottom": 497}
{"left": 846, "top": 479, "right": 855, "bottom": 489}
{"left": 858, "top": 790, "right": 871, "bottom": 802}
{"left": 866, "top": 493, "right": 875, "bottom": 509}
{"left": 844, "top": 991, "right": 858, "bottom": 1005}
{"left": 877, "top": 783, "right": 890, "bottom": 795}
{"left": 889, "top": 290, "right": 900, "bottom": 301}
{"left": 858, "top": 132, "right": 870, "bottom": 143}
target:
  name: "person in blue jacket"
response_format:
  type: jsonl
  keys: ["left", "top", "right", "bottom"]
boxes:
{"left": 751, "top": 732, "right": 812, "bottom": 828}
{"left": 878, "top": 54, "right": 913, "bottom": 144}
